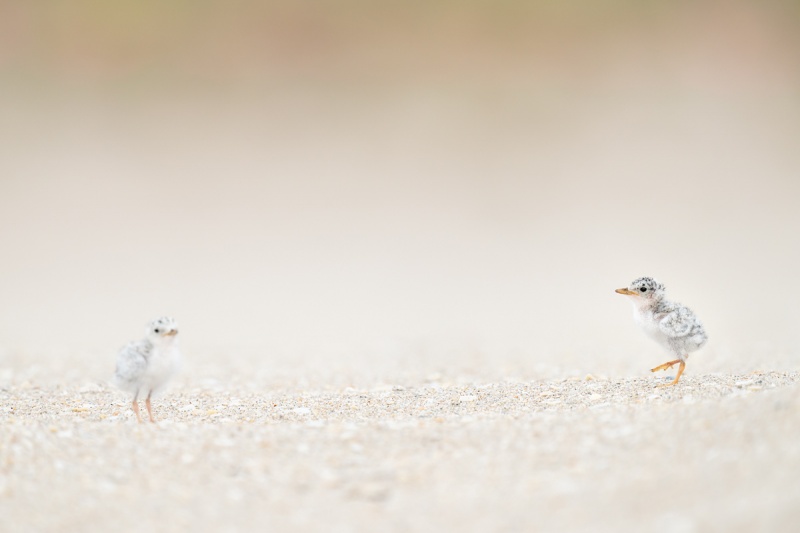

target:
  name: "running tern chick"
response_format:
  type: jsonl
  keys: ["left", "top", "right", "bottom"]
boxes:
{"left": 616, "top": 277, "right": 707, "bottom": 385}
{"left": 113, "top": 317, "right": 182, "bottom": 422}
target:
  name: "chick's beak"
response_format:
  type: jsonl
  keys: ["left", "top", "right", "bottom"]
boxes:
{"left": 165, "top": 329, "right": 178, "bottom": 336}
{"left": 615, "top": 288, "right": 637, "bottom": 295}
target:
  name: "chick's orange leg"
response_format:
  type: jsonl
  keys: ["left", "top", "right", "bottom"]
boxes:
{"left": 655, "top": 360, "right": 686, "bottom": 387}
{"left": 669, "top": 361, "right": 686, "bottom": 385}
{"left": 650, "top": 359, "right": 682, "bottom": 373}
{"left": 132, "top": 400, "right": 143, "bottom": 423}
{"left": 145, "top": 394, "right": 155, "bottom": 423}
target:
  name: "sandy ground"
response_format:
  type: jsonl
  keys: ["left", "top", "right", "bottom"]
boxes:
{"left": 2, "top": 358, "right": 800, "bottom": 533}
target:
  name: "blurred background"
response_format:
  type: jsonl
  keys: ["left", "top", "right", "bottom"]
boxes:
{"left": 2, "top": 0, "right": 800, "bottom": 382}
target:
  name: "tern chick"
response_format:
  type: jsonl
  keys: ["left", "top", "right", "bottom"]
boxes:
{"left": 113, "top": 317, "right": 182, "bottom": 422}
{"left": 616, "top": 277, "right": 707, "bottom": 385}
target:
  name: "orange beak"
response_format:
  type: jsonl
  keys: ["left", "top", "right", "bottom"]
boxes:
{"left": 164, "top": 330, "right": 178, "bottom": 336}
{"left": 615, "top": 288, "right": 637, "bottom": 295}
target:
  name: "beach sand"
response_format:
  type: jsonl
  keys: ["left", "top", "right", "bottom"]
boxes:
{"left": 2, "top": 355, "right": 800, "bottom": 533}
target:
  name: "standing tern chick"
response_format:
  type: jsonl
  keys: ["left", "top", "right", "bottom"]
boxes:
{"left": 113, "top": 317, "right": 182, "bottom": 422}
{"left": 616, "top": 277, "right": 707, "bottom": 385}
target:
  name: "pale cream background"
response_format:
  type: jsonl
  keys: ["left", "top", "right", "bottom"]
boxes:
{"left": 2, "top": 2, "right": 799, "bottom": 380}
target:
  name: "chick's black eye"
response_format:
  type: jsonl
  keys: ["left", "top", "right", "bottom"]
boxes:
{"left": 154, "top": 328, "right": 160, "bottom": 333}
{"left": 640, "top": 287, "right": 647, "bottom": 292}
